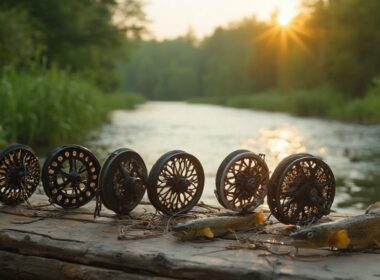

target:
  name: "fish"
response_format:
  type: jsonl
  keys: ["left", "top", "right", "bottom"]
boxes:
{"left": 290, "top": 202, "right": 380, "bottom": 250}
{"left": 171, "top": 211, "right": 265, "bottom": 239}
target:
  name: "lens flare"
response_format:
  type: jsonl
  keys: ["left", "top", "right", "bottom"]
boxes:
{"left": 277, "top": 10, "right": 294, "bottom": 26}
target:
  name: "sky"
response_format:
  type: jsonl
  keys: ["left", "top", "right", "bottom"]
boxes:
{"left": 145, "top": 0, "right": 302, "bottom": 40}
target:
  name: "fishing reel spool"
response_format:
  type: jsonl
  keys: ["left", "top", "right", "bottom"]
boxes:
{"left": 215, "top": 150, "right": 269, "bottom": 212}
{"left": 0, "top": 144, "right": 40, "bottom": 205}
{"left": 267, "top": 153, "right": 335, "bottom": 225}
{"left": 42, "top": 145, "right": 100, "bottom": 209}
{"left": 147, "top": 150, "right": 204, "bottom": 215}
{"left": 95, "top": 148, "right": 147, "bottom": 216}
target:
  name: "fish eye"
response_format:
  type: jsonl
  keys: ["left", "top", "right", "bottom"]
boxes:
{"left": 307, "top": 232, "right": 314, "bottom": 239}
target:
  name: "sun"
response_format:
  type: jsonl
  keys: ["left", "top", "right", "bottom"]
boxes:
{"left": 277, "top": 10, "right": 294, "bottom": 27}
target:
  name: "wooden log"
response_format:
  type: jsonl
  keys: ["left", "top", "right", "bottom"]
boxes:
{"left": 0, "top": 250, "right": 170, "bottom": 280}
{"left": 1, "top": 195, "right": 380, "bottom": 280}
{"left": 0, "top": 228, "right": 271, "bottom": 280}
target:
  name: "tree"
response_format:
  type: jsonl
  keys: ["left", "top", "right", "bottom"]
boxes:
{"left": 0, "top": 0, "right": 146, "bottom": 91}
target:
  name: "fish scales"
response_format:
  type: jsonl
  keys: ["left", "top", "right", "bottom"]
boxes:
{"left": 172, "top": 212, "right": 264, "bottom": 239}
{"left": 291, "top": 213, "right": 380, "bottom": 250}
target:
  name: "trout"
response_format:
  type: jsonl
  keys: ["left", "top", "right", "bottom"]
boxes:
{"left": 171, "top": 211, "right": 265, "bottom": 239}
{"left": 290, "top": 203, "right": 380, "bottom": 250}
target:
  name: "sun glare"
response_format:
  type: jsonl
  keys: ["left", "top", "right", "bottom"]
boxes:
{"left": 277, "top": 10, "right": 294, "bottom": 27}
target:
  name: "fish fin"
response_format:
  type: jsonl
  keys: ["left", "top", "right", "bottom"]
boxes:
{"left": 255, "top": 211, "right": 265, "bottom": 225}
{"left": 201, "top": 227, "right": 214, "bottom": 238}
{"left": 328, "top": 229, "right": 351, "bottom": 249}
{"left": 227, "top": 228, "right": 235, "bottom": 233}
{"left": 365, "top": 202, "right": 380, "bottom": 215}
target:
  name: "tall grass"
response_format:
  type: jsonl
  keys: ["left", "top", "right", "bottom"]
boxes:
{"left": 0, "top": 68, "right": 145, "bottom": 147}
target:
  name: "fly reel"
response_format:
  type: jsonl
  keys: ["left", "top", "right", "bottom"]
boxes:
{"left": 42, "top": 145, "right": 100, "bottom": 209}
{"left": 0, "top": 144, "right": 40, "bottom": 205}
{"left": 95, "top": 148, "right": 147, "bottom": 216}
{"left": 215, "top": 150, "right": 269, "bottom": 212}
{"left": 147, "top": 150, "right": 204, "bottom": 215}
{"left": 267, "top": 154, "right": 335, "bottom": 225}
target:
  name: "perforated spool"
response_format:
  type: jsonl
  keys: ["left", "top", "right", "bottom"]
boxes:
{"left": 0, "top": 144, "right": 40, "bottom": 205}
{"left": 268, "top": 154, "right": 335, "bottom": 225}
{"left": 42, "top": 145, "right": 100, "bottom": 209}
{"left": 147, "top": 150, "right": 204, "bottom": 215}
{"left": 215, "top": 150, "right": 269, "bottom": 212}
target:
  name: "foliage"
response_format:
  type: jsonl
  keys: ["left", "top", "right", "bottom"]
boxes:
{"left": 102, "top": 92, "right": 146, "bottom": 110}
{"left": 306, "top": 0, "right": 380, "bottom": 96}
{"left": 122, "top": 36, "right": 200, "bottom": 100}
{"left": 0, "top": 68, "right": 103, "bottom": 146}
{"left": 0, "top": 8, "right": 43, "bottom": 70}
{"left": 197, "top": 86, "right": 380, "bottom": 123}
{"left": 0, "top": 0, "right": 146, "bottom": 91}
{"left": 0, "top": 68, "right": 145, "bottom": 147}
{"left": 0, "top": 126, "right": 6, "bottom": 147}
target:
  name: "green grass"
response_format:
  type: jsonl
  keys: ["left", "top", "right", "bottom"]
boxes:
{"left": 188, "top": 86, "right": 380, "bottom": 123}
{"left": 0, "top": 68, "right": 145, "bottom": 148}
{"left": 102, "top": 92, "right": 146, "bottom": 111}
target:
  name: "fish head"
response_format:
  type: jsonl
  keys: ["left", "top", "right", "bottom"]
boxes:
{"left": 290, "top": 226, "right": 330, "bottom": 248}
{"left": 171, "top": 223, "right": 199, "bottom": 239}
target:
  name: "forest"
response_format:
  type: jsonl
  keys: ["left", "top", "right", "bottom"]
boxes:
{"left": 122, "top": 0, "right": 380, "bottom": 123}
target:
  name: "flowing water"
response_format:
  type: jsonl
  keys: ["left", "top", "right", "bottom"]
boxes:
{"left": 87, "top": 102, "right": 380, "bottom": 213}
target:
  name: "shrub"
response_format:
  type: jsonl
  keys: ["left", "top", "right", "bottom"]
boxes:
{"left": 0, "top": 68, "right": 104, "bottom": 146}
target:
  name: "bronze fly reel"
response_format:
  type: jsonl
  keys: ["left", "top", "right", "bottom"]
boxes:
{"left": 215, "top": 150, "right": 269, "bottom": 212}
{"left": 267, "top": 153, "right": 335, "bottom": 225}
{"left": 147, "top": 150, "right": 204, "bottom": 215}
{"left": 42, "top": 145, "right": 100, "bottom": 209}
{"left": 95, "top": 148, "right": 147, "bottom": 216}
{"left": 0, "top": 144, "right": 40, "bottom": 205}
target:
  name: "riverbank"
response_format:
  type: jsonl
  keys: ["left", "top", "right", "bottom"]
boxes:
{"left": 0, "top": 68, "right": 145, "bottom": 148}
{"left": 188, "top": 88, "right": 380, "bottom": 124}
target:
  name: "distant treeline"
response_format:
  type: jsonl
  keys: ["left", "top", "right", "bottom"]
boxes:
{"left": 122, "top": 0, "right": 380, "bottom": 122}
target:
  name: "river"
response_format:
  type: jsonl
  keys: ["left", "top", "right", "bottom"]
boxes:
{"left": 87, "top": 102, "right": 380, "bottom": 213}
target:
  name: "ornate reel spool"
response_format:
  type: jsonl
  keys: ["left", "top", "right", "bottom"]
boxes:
{"left": 267, "top": 154, "right": 335, "bottom": 225}
{"left": 215, "top": 150, "right": 269, "bottom": 212}
{"left": 42, "top": 145, "right": 100, "bottom": 209}
{"left": 96, "top": 148, "right": 147, "bottom": 216}
{"left": 147, "top": 150, "right": 204, "bottom": 215}
{"left": 0, "top": 144, "right": 40, "bottom": 205}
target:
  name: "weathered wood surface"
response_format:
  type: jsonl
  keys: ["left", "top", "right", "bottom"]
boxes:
{"left": 0, "top": 195, "right": 379, "bottom": 280}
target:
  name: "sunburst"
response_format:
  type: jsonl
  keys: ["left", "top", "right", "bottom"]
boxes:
{"left": 256, "top": 14, "right": 314, "bottom": 58}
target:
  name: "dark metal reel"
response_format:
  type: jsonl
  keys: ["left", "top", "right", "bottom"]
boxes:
{"left": 0, "top": 144, "right": 40, "bottom": 205}
{"left": 215, "top": 149, "right": 250, "bottom": 207}
{"left": 100, "top": 148, "right": 147, "bottom": 215}
{"left": 267, "top": 153, "right": 311, "bottom": 221}
{"left": 42, "top": 145, "right": 100, "bottom": 209}
{"left": 271, "top": 155, "right": 335, "bottom": 225}
{"left": 147, "top": 150, "right": 204, "bottom": 215}
{"left": 215, "top": 150, "right": 269, "bottom": 212}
